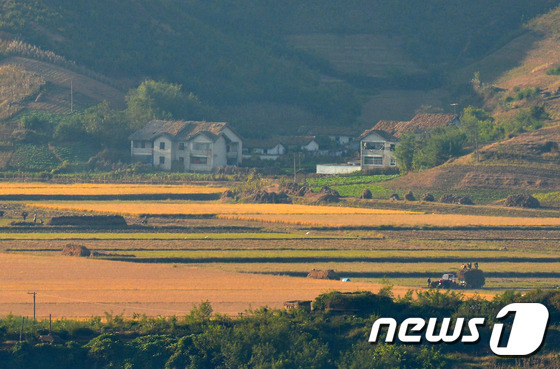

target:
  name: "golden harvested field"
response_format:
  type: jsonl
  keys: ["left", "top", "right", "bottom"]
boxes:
{"left": 28, "top": 201, "right": 417, "bottom": 216}
{"left": 217, "top": 213, "right": 560, "bottom": 227}
{"left": 0, "top": 253, "right": 451, "bottom": 318}
{"left": 0, "top": 182, "right": 228, "bottom": 195}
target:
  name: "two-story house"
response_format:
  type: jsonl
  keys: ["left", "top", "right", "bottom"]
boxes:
{"left": 359, "top": 129, "right": 398, "bottom": 168}
{"left": 129, "top": 120, "right": 242, "bottom": 171}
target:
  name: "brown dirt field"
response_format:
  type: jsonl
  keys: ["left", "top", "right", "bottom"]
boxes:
{"left": 0, "top": 253, "right": 459, "bottom": 318}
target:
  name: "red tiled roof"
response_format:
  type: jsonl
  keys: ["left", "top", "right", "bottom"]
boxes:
{"left": 369, "top": 114, "right": 459, "bottom": 138}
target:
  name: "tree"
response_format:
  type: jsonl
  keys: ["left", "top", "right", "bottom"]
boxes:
{"left": 82, "top": 101, "right": 130, "bottom": 148}
{"left": 125, "top": 80, "right": 208, "bottom": 129}
{"left": 394, "top": 132, "right": 416, "bottom": 172}
{"left": 460, "top": 106, "right": 493, "bottom": 162}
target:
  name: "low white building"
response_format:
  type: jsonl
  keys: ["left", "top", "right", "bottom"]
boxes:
{"left": 129, "top": 120, "right": 242, "bottom": 171}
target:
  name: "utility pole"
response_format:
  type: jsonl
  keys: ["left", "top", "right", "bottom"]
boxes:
{"left": 27, "top": 291, "right": 36, "bottom": 321}
{"left": 293, "top": 153, "right": 297, "bottom": 183}
{"left": 70, "top": 79, "right": 74, "bottom": 113}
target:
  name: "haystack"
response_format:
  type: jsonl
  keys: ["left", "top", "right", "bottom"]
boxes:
{"left": 439, "top": 194, "right": 474, "bottom": 205}
{"left": 421, "top": 193, "right": 435, "bottom": 202}
{"left": 360, "top": 188, "right": 373, "bottom": 199}
{"left": 504, "top": 194, "right": 540, "bottom": 208}
{"left": 404, "top": 191, "right": 416, "bottom": 201}
{"left": 307, "top": 269, "right": 340, "bottom": 280}
{"left": 61, "top": 244, "right": 91, "bottom": 257}
{"left": 457, "top": 268, "right": 485, "bottom": 289}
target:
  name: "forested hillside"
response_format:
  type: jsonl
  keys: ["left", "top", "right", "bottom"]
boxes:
{"left": 1, "top": 0, "right": 559, "bottom": 134}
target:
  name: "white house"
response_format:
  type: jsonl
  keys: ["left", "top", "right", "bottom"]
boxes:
{"left": 359, "top": 129, "right": 398, "bottom": 168}
{"left": 129, "top": 120, "right": 242, "bottom": 171}
{"left": 243, "top": 139, "right": 286, "bottom": 160}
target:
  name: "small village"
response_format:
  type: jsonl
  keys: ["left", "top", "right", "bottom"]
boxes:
{"left": 128, "top": 112, "right": 461, "bottom": 174}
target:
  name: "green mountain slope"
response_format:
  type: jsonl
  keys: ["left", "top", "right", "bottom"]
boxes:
{"left": 1, "top": 0, "right": 560, "bottom": 134}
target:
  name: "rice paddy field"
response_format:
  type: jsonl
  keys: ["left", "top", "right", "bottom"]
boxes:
{"left": 1, "top": 181, "right": 560, "bottom": 318}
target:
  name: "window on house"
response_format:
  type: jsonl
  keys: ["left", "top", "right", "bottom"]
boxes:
{"left": 193, "top": 142, "right": 210, "bottom": 151}
{"left": 133, "top": 141, "right": 139, "bottom": 148}
{"left": 390, "top": 144, "right": 396, "bottom": 152}
{"left": 363, "top": 142, "right": 384, "bottom": 150}
{"left": 178, "top": 142, "right": 185, "bottom": 150}
{"left": 159, "top": 156, "right": 165, "bottom": 164}
{"left": 160, "top": 142, "right": 165, "bottom": 150}
{"left": 364, "top": 156, "right": 383, "bottom": 165}
{"left": 390, "top": 158, "right": 397, "bottom": 166}
{"left": 190, "top": 156, "right": 208, "bottom": 164}
{"left": 141, "top": 141, "right": 146, "bottom": 149}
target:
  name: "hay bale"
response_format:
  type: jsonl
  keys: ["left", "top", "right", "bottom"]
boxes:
{"left": 307, "top": 192, "right": 340, "bottom": 204}
{"left": 457, "top": 268, "right": 485, "bottom": 289}
{"left": 504, "top": 194, "right": 540, "bottom": 208}
{"left": 421, "top": 193, "right": 435, "bottom": 202}
{"left": 282, "top": 183, "right": 312, "bottom": 197}
{"left": 249, "top": 190, "right": 291, "bottom": 204}
{"left": 61, "top": 244, "right": 91, "bottom": 257}
{"left": 360, "top": 188, "right": 373, "bottom": 199}
{"left": 320, "top": 186, "right": 340, "bottom": 197}
{"left": 307, "top": 269, "right": 340, "bottom": 280}
{"left": 389, "top": 193, "right": 400, "bottom": 201}
{"left": 439, "top": 194, "right": 474, "bottom": 205}
{"left": 404, "top": 191, "right": 416, "bottom": 201}
{"left": 220, "top": 190, "right": 234, "bottom": 199}
{"left": 48, "top": 215, "right": 127, "bottom": 227}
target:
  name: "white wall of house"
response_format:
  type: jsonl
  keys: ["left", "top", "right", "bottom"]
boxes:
{"left": 212, "top": 136, "right": 227, "bottom": 168}
{"left": 267, "top": 144, "right": 285, "bottom": 155}
{"left": 302, "top": 140, "right": 319, "bottom": 152}
{"left": 153, "top": 136, "right": 173, "bottom": 170}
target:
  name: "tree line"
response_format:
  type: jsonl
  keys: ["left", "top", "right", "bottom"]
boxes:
{"left": 0, "top": 288, "right": 559, "bottom": 368}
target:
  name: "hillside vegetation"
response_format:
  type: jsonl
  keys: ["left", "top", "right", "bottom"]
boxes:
{"left": 0, "top": 0, "right": 559, "bottom": 132}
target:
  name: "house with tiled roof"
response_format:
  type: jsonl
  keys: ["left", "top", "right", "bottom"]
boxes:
{"left": 129, "top": 120, "right": 242, "bottom": 171}
{"left": 243, "top": 138, "right": 286, "bottom": 160}
{"left": 373, "top": 113, "right": 460, "bottom": 138}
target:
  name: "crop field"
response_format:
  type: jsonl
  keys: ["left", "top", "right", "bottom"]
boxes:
{"left": 1, "top": 183, "right": 228, "bottom": 196}
{"left": 0, "top": 253, "right": 422, "bottom": 318}
{"left": 28, "top": 201, "right": 417, "bottom": 216}
{"left": 1, "top": 181, "right": 560, "bottom": 318}
{"left": 217, "top": 213, "right": 560, "bottom": 228}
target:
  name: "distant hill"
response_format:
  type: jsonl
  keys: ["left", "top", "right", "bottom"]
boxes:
{"left": 1, "top": 0, "right": 560, "bottom": 134}
{"left": 0, "top": 56, "right": 125, "bottom": 115}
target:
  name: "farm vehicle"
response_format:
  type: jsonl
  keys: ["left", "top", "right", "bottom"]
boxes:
{"left": 430, "top": 267, "right": 485, "bottom": 289}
